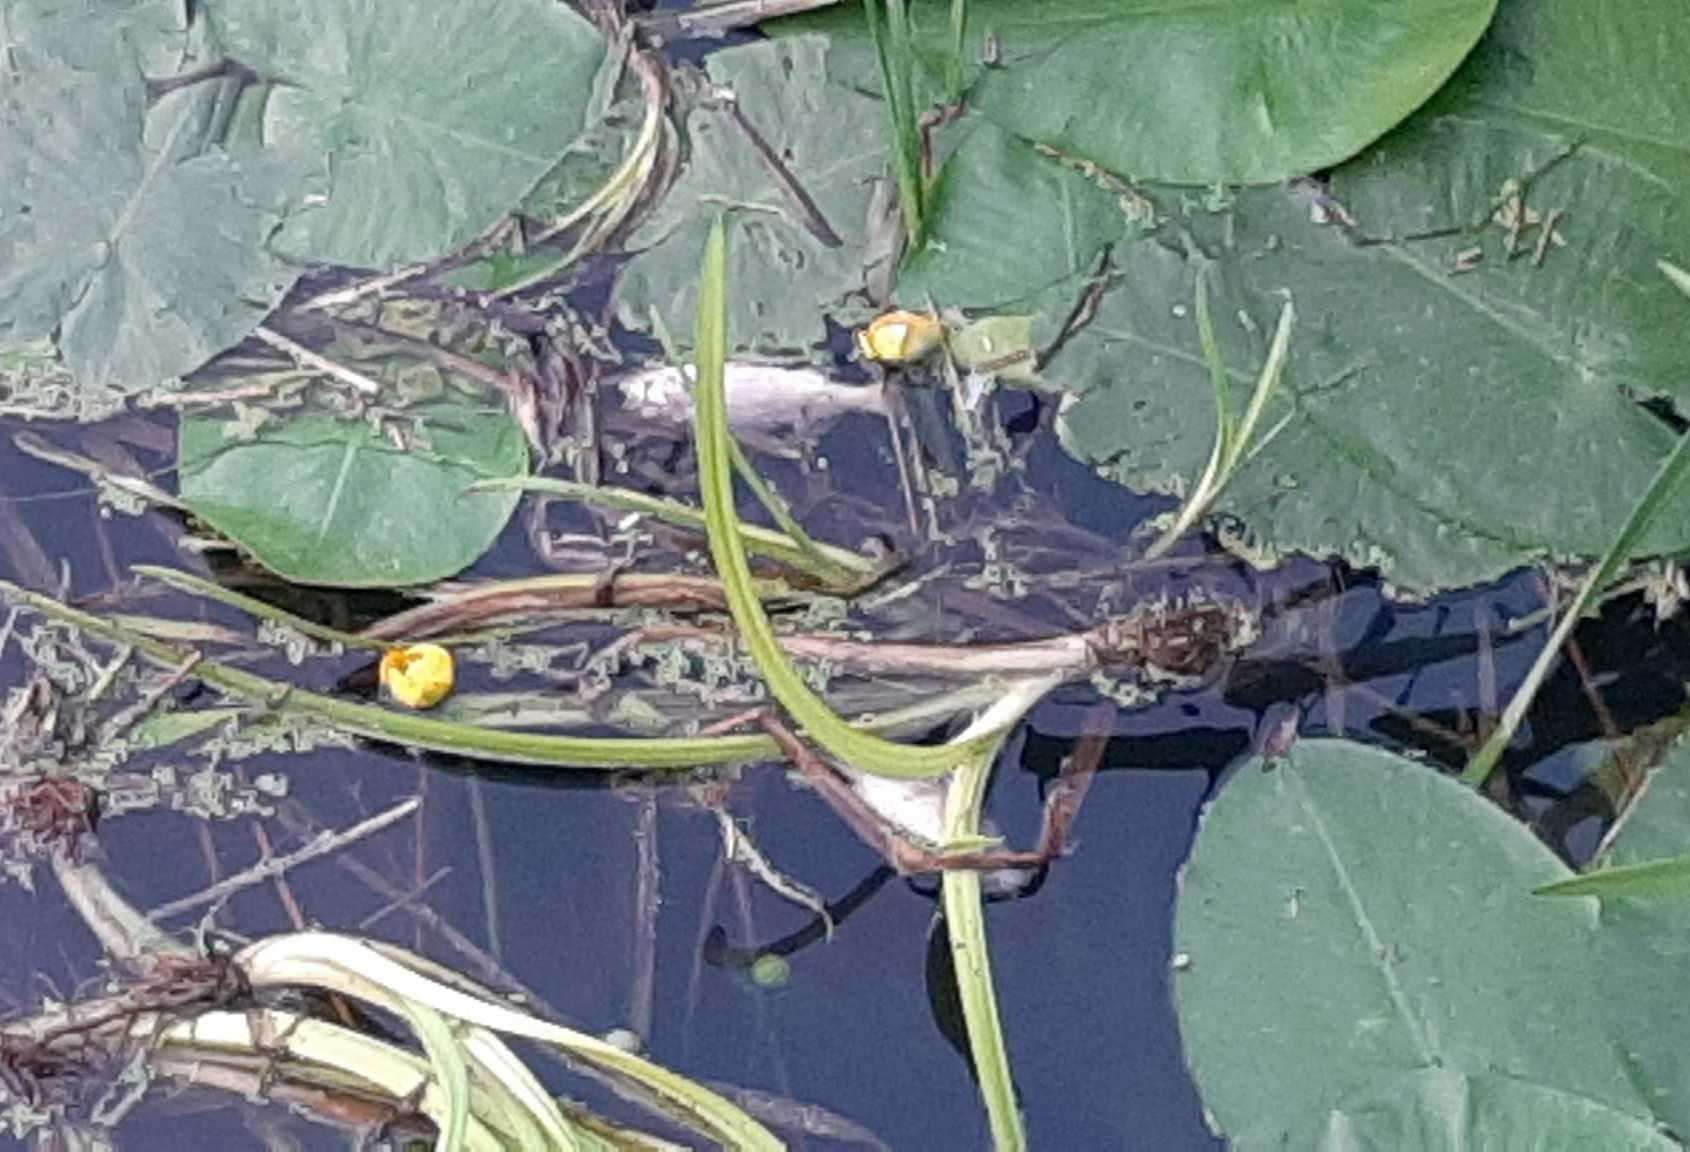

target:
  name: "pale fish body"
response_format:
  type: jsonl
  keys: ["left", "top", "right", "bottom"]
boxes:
{"left": 611, "top": 362, "right": 886, "bottom": 432}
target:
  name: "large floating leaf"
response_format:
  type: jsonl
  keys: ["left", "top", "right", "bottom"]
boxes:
{"left": 614, "top": 37, "right": 889, "bottom": 354}
{"left": 1174, "top": 740, "right": 1665, "bottom": 1148}
{"left": 178, "top": 396, "right": 527, "bottom": 587}
{"left": 1570, "top": 733, "right": 1690, "bottom": 1134}
{"left": 0, "top": 2, "right": 302, "bottom": 395}
{"left": 1331, "top": 0, "right": 1690, "bottom": 412}
{"left": 895, "top": 120, "right": 1136, "bottom": 313}
{"left": 1313, "top": 1067, "right": 1679, "bottom": 1152}
{"left": 1603, "top": 735, "right": 1690, "bottom": 870}
{"left": 207, "top": 0, "right": 605, "bottom": 270}
{"left": 778, "top": 0, "right": 1497, "bottom": 185}
{"left": 1051, "top": 182, "right": 1690, "bottom": 591}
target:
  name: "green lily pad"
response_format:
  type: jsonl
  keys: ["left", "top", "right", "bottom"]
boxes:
{"left": 178, "top": 395, "right": 527, "bottom": 587}
{"left": 1174, "top": 740, "right": 1664, "bottom": 1148}
{"left": 1330, "top": 0, "right": 1690, "bottom": 412}
{"left": 778, "top": 0, "right": 1498, "bottom": 185}
{"left": 0, "top": 2, "right": 303, "bottom": 396}
{"left": 614, "top": 36, "right": 890, "bottom": 354}
{"left": 1537, "top": 730, "right": 1690, "bottom": 1136}
{"left": 1601, "top": 735, "right": 1690, "bottom": 870}
{"left": 206, "top": 0, "right": 605, "bottom": 270}
{"left": 1050, "top": 182, "right": 1690, "bottom": 591}
{"left": 896, "top": 120, "right": 1137, "bottom": 313}
{"left": 1313, "top": 1067, "right": 1679, "bottom": 1152}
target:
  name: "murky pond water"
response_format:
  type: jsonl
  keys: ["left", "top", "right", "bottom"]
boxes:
{"left": 4, "top": 376, "right": 1687, "bottom": 1149}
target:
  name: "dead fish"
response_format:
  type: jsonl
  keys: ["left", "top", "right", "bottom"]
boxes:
{"left": 609, "top": 362, "right": 886, "bottom": 433}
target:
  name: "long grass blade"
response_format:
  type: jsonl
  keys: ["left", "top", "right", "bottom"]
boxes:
{"left": 1147, "top": 281, "right": 1294, "bottom": 559}
{"left": 693, "top": 217, "right": 998, "bottom": 779}
{"left": 1537, "top": 852, "right": 1690, "bottom": 899}
{"left": 865, "top": 0, "right": 926, "bottom": 249}
{"left": 400, "top": 1001, "right": 472, "bottom": 1152}
{"left": 135, "top": 565, "right": 383, "bottom": 650}
{"left": 946, "top": 0, "right": 968, "bottom": 101}
{"left": 941, "top": 695, "right": 1043, "bottom": 1152}
{"left": 1464, "top": 264, "right": 1690, "bottom": 787}
{"left": 237, "top": 933, "right": 784, "bottom": 1151}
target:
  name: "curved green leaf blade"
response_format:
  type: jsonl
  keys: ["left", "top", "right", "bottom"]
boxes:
{"left": 1538, "top": 854, "right": 1690, "bottom": 899}
{"left": 207, "top": 0, "right": 605, "bottom": 269}
{"left": 1174, "top": 740, "right": 1660, "bottom": 1148}
{"left": 694, "top": 216, "right": 988, "bottom": 778}
{"left": 1572, "top": 730, "right": 1690, "bottom": 1137}
{"left": 0, "top": 5, "right": 302, "bottom": 394}
{"left": 178, "top": 398, "right": 527, "bottom": 587}
{"left": 1051, "top": 182, "right": 1690, "bottom": 591}
{"left": 779, "top": 0, "right": 1498, "bottom": 185}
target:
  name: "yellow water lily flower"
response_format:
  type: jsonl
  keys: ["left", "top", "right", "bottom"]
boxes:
{"left": 379, "top": 644, "right": 455, "bottom": 710}
{"left": 855, "top": 309, "right": 945, "bottom": 363}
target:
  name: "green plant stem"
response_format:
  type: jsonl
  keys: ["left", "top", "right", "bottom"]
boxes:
{"left": 693, "top": 217, "right": 995, "bottom": 779}
{"left": 135, "top": 565, "right": 383, "bottom": 650}
{"left": 865, "top": 0, "right": 926, "bottom": 250}
{"left": 1, "top": 580, "right": 774, "bottom": 770}
{"left": 946, "top": 0, "right": 968, "bottom": 101}
{"left": 939, "top": 684, "right": 1050, "bottom": 1152}
{"left": 482, "top": 474, "right": 877, "bottom": 589}
{"left": 726, "top": 437, "right": 873, "bottom": 587}
{"left": 1463, "top": 426, "right": 1690, "bottom": 786}
{"left": 1147, "top": 274, "right": 1293, "bottom": 560}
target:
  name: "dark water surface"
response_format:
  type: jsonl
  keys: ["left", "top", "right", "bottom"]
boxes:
{"left": 4, "top": 384, "right": 1689, "bottom": 1151}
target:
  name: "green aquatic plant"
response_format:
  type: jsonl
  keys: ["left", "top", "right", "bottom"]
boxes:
{"left": 864, "top": 0, "right": 929, "bottom": 250}
{"left": 1464, "top": 264, "right": 1690, "bottom": 788}
{"left": 694, "top": 212, "right": 1031, "bottom": 1149}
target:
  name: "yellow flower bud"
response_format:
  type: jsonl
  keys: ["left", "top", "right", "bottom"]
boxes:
{"left": 379, "top": 644, "right": 455, "bottom": 710}
{"left": 855, "top": 309, "right": 945, "bottom": 363}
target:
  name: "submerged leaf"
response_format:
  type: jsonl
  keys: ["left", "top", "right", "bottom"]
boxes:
{"left": 206, "top": 0, "right": 605, "bottom": 269}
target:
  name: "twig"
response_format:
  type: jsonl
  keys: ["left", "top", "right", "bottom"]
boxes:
{"left": 358, "top": 572, "right": 756, "bottom": 641}
{"left": 715, "top": 803, "right": 831, "bottom": 923}
{"left": 251, "top": 325, "right": 380, "bottom": 396}
{"left": 637, "top": 0, "right": 841, "bottom": 38}
{"left": 146, "top": 798, "right": 423, "bottom": 921}
{"left": 629, "top": 793, "right": 661, "bottom": 1041}
{"left": 717, "top": 90, "right": 843, "bottom": 249}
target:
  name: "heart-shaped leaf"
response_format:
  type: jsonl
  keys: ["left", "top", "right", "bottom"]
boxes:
{"left": 207, "top": 0, "right": 605, "bottom": 270}
{"left": 1175, "top": 739, "right": 1668, "bottom": 1147}
{"left": 178, "top": 395, "right": 527, "bottom": 587}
